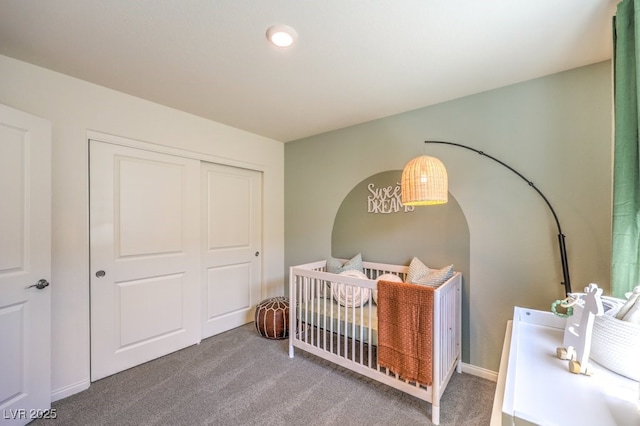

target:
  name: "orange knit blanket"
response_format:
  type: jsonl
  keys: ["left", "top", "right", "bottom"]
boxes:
{"left": 377, "top": 279, "right": 434, "bottom": 386}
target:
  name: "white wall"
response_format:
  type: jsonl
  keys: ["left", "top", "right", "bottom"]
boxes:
{"left": 0, "top": 54, "right": 285, "bottom": 400}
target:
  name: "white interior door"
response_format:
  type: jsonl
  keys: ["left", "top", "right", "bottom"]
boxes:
{"left": 201, "top": 162, "right": 262, "bottom": 338}
{"left": 89, "top": 140, "right": 200, "bottom": 381}
{"left": 0, "top": 104, "right": 51, "bottom": 425}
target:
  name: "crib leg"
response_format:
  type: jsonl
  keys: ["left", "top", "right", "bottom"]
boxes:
{"left": 456, "top": 359, "right": 462, "bottom": 374}
{"left": 432, "top": 404, "right": 440, "bottom": 425}
{"left": 289, "top": 344, "right": 294, "bottom": 358}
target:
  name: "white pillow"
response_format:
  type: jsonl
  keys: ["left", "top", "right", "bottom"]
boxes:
{"left": 373, "top": 273, "right": 403, "bottom": 304}
{"left": 331, "top": 270, "right": 371, "bottom": 308}
{"left": 322, "top": 253, "right": 363, "bottom": 299}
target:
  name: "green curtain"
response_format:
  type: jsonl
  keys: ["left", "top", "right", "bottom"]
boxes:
{"left": 612, "top": 0, "right": 640, "bottom": 297}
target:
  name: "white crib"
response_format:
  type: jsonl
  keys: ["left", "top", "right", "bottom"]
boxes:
{"left": 288, "top": 260, "right": 462, "bottom": 425}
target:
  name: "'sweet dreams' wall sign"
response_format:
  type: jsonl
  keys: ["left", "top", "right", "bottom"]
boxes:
{"left": 367, "top": 182, "right": 414, "bottom": 214}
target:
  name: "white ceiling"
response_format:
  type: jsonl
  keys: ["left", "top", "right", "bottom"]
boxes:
{"left": 0, "top": 1, "right": 618, "bottom": 142}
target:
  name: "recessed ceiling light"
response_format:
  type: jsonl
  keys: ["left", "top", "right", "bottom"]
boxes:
{"left": 266, "top": 25, "right": 298, "bottom": 48}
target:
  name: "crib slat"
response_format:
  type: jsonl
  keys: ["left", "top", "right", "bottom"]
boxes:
{"left": 330, "top": 286, "right": 334, "bottom": 354}
{"left": 343, "top": 292, "right": 348, "bottom": 358}
{"left": 367, "top": 301, "right": 372, "bottom": 368}
{"left": 312, "top": 278, "right": 318, "bottom": 347}
{"left": 351, "top": 285, "right": 356, "bottom": 361}
{"left": 321, "top": 283, "right": 327, "bottom": 351}
{"left": 359, "top": 297, "right": 364, "bottom": 365}
{"left": 298, "top": 276, "right": 304, "bottom": 345}
{"left": 304, "top": 275, "right": 307, "bottom": 338}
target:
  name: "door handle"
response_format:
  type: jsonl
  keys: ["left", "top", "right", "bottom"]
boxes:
{"left": 27, "top": 279, "right": 50, "bottom": 290}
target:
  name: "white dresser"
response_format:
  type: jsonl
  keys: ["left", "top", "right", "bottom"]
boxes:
{"left": 491, "top": 307, "right": 640, "bottom": 425}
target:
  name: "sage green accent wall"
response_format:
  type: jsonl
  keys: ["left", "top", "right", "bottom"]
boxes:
{"left": 285, "top": 61, "right": 612, "bottom": 372}
{"left": 332, "top": 170, "right": 470, "bottom": 361}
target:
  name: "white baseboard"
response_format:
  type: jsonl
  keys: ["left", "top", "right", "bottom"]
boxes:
{"left": 51, "top": 378, "right": 90, "bottom": 402}
{"left": 461, "top": 362, "right": 498, "bottom": 382}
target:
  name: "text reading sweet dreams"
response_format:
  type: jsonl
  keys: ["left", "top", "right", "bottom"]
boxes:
{"left": 367, "top": 182, "right": 414, "bottom": 214}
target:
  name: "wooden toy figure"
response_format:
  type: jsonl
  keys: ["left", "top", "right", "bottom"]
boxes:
{"left": 556, "top": 283, "right": 604, "bottom": 375}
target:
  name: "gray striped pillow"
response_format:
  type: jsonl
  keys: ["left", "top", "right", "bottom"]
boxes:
{"left": 406, "top": 257, "right": 431, "bottom": 283}
{"left": 414, "top": 264, "right": 454, "bottom": 287}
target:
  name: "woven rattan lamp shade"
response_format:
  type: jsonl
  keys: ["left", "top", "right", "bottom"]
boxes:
{"left": 401, "top": 155, "right": 448, "bottom": 206}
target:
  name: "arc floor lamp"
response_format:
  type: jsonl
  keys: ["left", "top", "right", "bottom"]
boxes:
{"left": 401, "top": 140, "right": 572, "bottom": 296}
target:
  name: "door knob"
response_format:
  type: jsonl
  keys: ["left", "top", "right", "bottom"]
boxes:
{"left": 96, "top": 270, "right": 106, "bottom": 278}
{"left": 27, "top": 279, "right": 49, "bottom": 290}
{"left": 255, "top": 251, "right": 260, "bottom": 257}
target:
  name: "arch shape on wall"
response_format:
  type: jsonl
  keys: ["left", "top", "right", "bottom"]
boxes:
{"left": 331, "top": 170, "right": 472, "bottom": 362}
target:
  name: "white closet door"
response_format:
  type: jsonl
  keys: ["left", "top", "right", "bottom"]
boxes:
{"left": 89, "top": 140, "right": 200, "bottom": 381}
{"left": 0, "top": 104, "right": 51, "bottom": 425}
{"left": 201, "top": 162, "right": 262, "bottom": 338}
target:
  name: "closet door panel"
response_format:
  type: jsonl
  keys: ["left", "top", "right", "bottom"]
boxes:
{"left": 201, "top": 162, "right": 262, "bottom": 338}
{"left": 89, "top": 140, "right": 200, "bottom": 381}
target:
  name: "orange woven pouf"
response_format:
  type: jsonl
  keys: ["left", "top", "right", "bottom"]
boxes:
{"left": 254, "top": 297, "right": 289, "bottom": 339}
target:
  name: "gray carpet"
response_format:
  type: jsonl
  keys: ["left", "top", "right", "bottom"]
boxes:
{"left": 33, "top": 324, "right": 495, "bottom": 425}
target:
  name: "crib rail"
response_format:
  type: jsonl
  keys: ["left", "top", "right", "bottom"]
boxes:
{"left": 288, "top": 260, "right": 462, "bottom": 425}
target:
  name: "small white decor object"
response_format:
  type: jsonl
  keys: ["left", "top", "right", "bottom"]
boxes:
{"left": 556, "top": 283, "right": 604, "bottom": 375}
{"left": 616, "top": 286, "right": 640, "bottom": 320}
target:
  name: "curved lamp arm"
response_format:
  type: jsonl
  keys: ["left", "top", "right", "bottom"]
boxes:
{"left": 425, "top": 140, "right": 572, "bottom": 295}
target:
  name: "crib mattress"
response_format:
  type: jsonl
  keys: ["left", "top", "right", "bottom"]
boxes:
{"left": 297, "top": 298, "right": 378, "bottom": 345}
